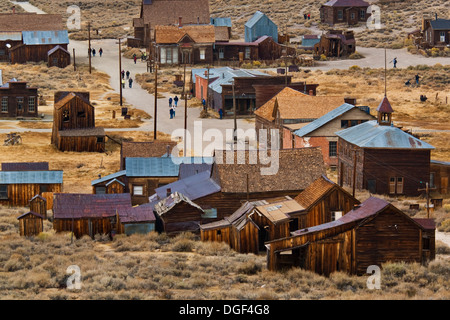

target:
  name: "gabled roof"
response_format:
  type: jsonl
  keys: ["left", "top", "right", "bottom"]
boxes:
{"left": 322, "top": 0, "right": 370, "bottom": 7}
{"left": 212, "top": 148, "right": 326, "bottom": 193}
{"left": 154, "top": 170, "right": 220, "bottom": 201}
{"left": 430, "top": 19, "right": 450, "bottom": 30}
{"left": 206, "top": 68, "right": 270, "bottom": 94}
{"left": 294, "top": 103, "right": 359, "bottom": 137}
{"left": 0, "top": 171, "right": 63, "bottom": 184}
{"left": 2, "top": 162, "right": 49, "bottom": 171}
{"left": 245, "top": 11, "right": 274, "bottom": 28}
{"left": 254, "top": 198, "right": 304, "bottom": 224}
{"left": 17, "top": 211, "right": 45, "bottom": 220}
{"left": 200, "top": 200, "right": 261, "bottom": 230}
{"left": 125, "top": 157, "right": 214, "bottom": 177}
{"left": 54, "top": 92, "right": 93, "bottom": 110}
{"left": 117, "top": 204, "right": 156, "bottom": 223}
{"left": 53, "top": 193, "right": 132, "bottom": 219}
{"left": 294, "top": 175, "right": 359, "bottom": 210}
{"left": 91, "top": 170, "right": 127, "bottom": 186}
{"left": 335, "top": 120, "right": 435, "bottom": 149}
{"left": 376, "top": 96, "right": 394, "bottom": 113}
{"left": 153, "top": 191, "right": 204, "bottom": 216}
{"left": 22, "top": 30, "right": 69, "bottom": 45}
{"left": 154, "top": 25, "right": 215, "bottom": 44}
{"left": 29, "top": 194, "right": 47, "bottom": 203}
{"left": 48, "top": 45, "right": 70, "bottom": 56}
{"left": 254, "top": 87, "right": 344, "bottom": 121}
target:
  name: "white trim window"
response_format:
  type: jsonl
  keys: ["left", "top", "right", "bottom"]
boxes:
{"left": 199, "top": 48, "right": 206, "bottom": 60}
{"left": 1, "top": 97, "right": 8, "bottom": 113}
{"left": 28, "top": 96, "right": 36, "bottom": 113}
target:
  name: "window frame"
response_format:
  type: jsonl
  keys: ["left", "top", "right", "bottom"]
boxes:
{"left": 28, "top": 96, "right": 36, "bottom": 113}
{"left": 329, "top": 141, "right": 337, "bottom": 157}
{"left": 1, "top": 97, "right": 8, "bottom": 113}
{"left": 0, "top": 185, "right": 8, "bottom": 200}
{"left": 132, "top": 185, "right": 144, "bottom": 196}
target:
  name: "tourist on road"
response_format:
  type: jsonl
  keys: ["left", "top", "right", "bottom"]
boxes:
{"left": 170, "top": 107, "right": 174, "bottom": 119}
{"left": 415, "top": 74, "right": 420, "bottom": 86}
{"left": 174, "top": 95, "right": 179, "bottom": 107}
{"left": 393, "top": 57, "right": 397, "bottom": 68}
{"left": 121, "top": 70, "right": 125, "bottom": 79}
{"left": 219, "top": 108, "right": 223, "bottom": 119}
{"left": 129, "top": 78, "right": 133, "bottom": 88}
{"left": 172, "top": 105, "right": 176, "bottom": 118}
{"left": 126, "top": 71, "right": 130, "bottom": 79}
{"left": 99, "top": 48, "right": 103, "bottom": 57}
{"left": 92, "top": 48, "right": 96, "bottom": 57}
{"left": 169, "top": 97, "right": 173, "bottom": 108}
{"left": 122, "top": 79, "right": 126, "bottom": 89}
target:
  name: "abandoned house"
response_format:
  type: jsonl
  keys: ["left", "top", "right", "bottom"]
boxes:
{"left": 430, "top": 160, "right": 450, "bottom": 195}
{"left": 51, "top": 91, "right": 106, "bottom": 152}
{"left": 0, "top": 162, "right": 63, "bottom": 207}
{"left": 0, "top": 78, "right": 38, "bottom": 118}
{"left": 29, "top": 194, "right": 48, "bottom": 219}
{"left": 265, "top": 196, "right": 436, "bottom": 275}
{"left": 320, "top": 0, "right": 371, "bottom": 26}
{"left": 116, "top": 203, "right": 156, "bottom": 236}
{"left": 17, "top": 211, "right": 45, "bottom": 237}
{"left": 119, "top": 140, "right": 178, "bottom": 170}
{"left": 421, "top": 16, "right": 450, "bottom": 48}
{"left": 130, "top": 0, "right": 211, "bottom": 48}
{"left": 245, "top": 11, "right": 278, "bottom": 43}
{"left": 314, "top": 30, "right": 356, "bottom": 58}
{"left": 335, "top": 96, "right": 435, "bottom": 196}
{"left": 288, "top": 103, "right": 374, "bottom": 168}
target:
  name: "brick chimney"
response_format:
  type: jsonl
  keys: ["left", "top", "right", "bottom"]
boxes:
{"left": 179, "top": 17, "right": 182, "bottom": 28}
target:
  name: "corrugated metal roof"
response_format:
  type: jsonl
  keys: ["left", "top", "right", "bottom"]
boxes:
{"left": 245, "top": 11, "right": 266, "bottom": 28}
{"left": 126, "top": 157, "right": 213, "bottom": 177}
{"left": 154, "top": 170, "right": 220, "bottom": 201}
{"left": 295, "top": 103, "right": 356, "bottom": 137}
{"left": 431, "top": 159, "right": 450, "bottom": 166}
{"left": 179, "top": 163, "right": 213, "bottom": 179}
{"left": 323, "top": 0, "right": 370, "bottom": 6}
{"left": 430, "top": 18, "right": 450, "bottom": 30}
{"left": 300, "top": 37, "right": 321, "bottom": 48}
{"left": 2, "top": 162, "right": 49, "bottom": 171}
{"left": 0, "top": 171, "right": 63, "bottom": 184}
{"left": 208, "top": 68, "right": 270, "bottom": 94}
{"left": 210, "top": 17, "right": 232, "bottom": 27}
{"left": 118, "top": 204, "right": 156, "bottom": 223}
{"left": 154, "top": 191, "right": 204, "bottom": 216}
{"left": 91, "top": 170, "right": 126, "bottom": 186}
{"left": 335, "top": 120, "right": 435, "bottom": 149}
{"left": 22, "top": 30, "right": 69, "bottom": 45}
{"left": 0, "top": 32, "right": 22, "bottom": 41}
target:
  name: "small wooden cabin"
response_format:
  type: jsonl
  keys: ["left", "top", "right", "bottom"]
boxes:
{"left": 52, "top": 193, "right": 132, "bottom": 239}
{"left": 320, "top": 0, "right": 370, "bottom": 26}
{"left": 51, "top": 91, "right": 105, "bottom": 152}
{"left": 314, "top": 30, "right": 356, "bottom": 58}
{"left": 266, "top": 197, "right": 436, "bottom": 275}
{"left": 116, "top": 203, "right": 156, "bottom": 235}
{"left": 17, "top": 211, "right": 44, "bottom": 237}
{"left": 294, "top": 175, "right": 360, "bottom": 229}
{"left": 0, "top": 80, "right": 38, "bottom": 118}
{"left": 153, "top": 192, "right": 205, "bottom": 234}
{"left": 29, "top": 194, "right": 48, "bottom": 219}
{"left": 47, "top": 45, "right": 71, "bottom": 68}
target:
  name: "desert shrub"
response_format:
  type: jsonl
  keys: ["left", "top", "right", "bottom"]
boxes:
{"left": 320, "top": 54, "right": 327, "bottom": 61}
{"left": 391, "top": 42, "right": 404, "bottom": 49}
{"left": 348, "top": 51, "right": 365, "bottom": 59}
{"left": 237, "top": 260, "right": 262, "bottom": 275}
{"left": 170, "top": 238, "right": 195, "bottom": 252}
{"left": 241, "top": 62, "right": 253, "bottom": 69}
{"left": 252, "top": 60, "right": 262, "bottom": 67}
{"left": 330, "top": 271, "right": 365, "bottom": 292}
{"left": 438, "top": 219, "right": 450, "bottom": 232}
{"left": 349, "top": 65, "right": 361, "bottom": 71}
{"left": 195, "top": 241, "right": 234, "bottom": 256}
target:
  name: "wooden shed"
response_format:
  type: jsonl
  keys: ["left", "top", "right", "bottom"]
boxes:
{"left": 47, "top": 45, "right": 70, "bottom": 68}
{"left": 29, "top": 194, "right": 47, "bottom": 219}
{"left": 0, "top": 80, "right": 38, "bottom": 118}
{"left": 430, "top": 160, "right": 450, "bottom": 194}
{"left": 153, "top": 192, "right": 205, "bottom": 234}
{"left": 266, "top": 197, "right": 436, "bottom": 275}
{"left": 52, "top": 193, "right": 132, "bottom": 239}
{"left": 17, "top": 211, "right": 44, "bottom": 237}
{"left": 116, "top": 203, "right": 156, "bottom": 236}
{"left": 51, "top": 92, "right": 105, "bottom": 152}
{"left": 294, "top": 175, "right": 360, "bottom": 230}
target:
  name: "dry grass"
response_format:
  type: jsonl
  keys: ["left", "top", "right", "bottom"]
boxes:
{"left": 0, "top": 206, "right": 449, "bottom": 300}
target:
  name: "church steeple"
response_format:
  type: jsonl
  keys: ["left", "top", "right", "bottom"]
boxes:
{"left": 376, "top": 96, "right": 394, "bottom": 126}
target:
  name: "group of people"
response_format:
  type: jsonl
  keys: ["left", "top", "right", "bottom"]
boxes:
{"left": 169, "top": 96, "right": 179, "bottom": 119}
{"left": 121, "top": 70, "right": 133, "bottom": 88}
{"left": 303, "top": 13, "right": 311, "bottom": 20}
{"left": 88, "top": 48, "right": 103, "bottom": 57}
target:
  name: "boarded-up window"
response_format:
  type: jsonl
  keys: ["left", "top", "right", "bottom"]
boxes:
{"left": 389, "top": 177, "right": 404, "bottom": 194}
{"left": 133, "top": 185, "right": 143, "bottom": 196}
{"left": 396, "top": 177, "right": 404, "bottom": 194}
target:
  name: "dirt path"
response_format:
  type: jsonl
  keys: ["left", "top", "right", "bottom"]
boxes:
{"left": 436, "top": 231, "right": 450, "bottom": 247}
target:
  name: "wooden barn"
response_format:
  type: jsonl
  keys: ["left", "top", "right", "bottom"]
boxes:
{"left": 17, "top": 211, "right": 44, "bottom": 237}
{"left": 294, "top": 175, "right": 360, "bottom": 229}
{"left": 265, "top": 197, "right": 436, "bottom": 275}
{"left": 320, "top": 0, "right": 370, "bottom": 26}
{"left": 47, "top": 45, "right": 70, "bottom": 68}
{"left": 131, "top": 0, "right": 211, "bottom": 48}
{"left": 0, "top": 163, "right": 63, "bottom": 207}
{"left": 0, "top": 79, "right": 38, "bottom": 118}
{"left": 29, "top": 194, "right": 48, "bottom": 219}
{"left": 430, "top": 160, "right": 450, "bottom": 195}
{"left": 116, "top": 203, "right": 156, "bottom": 235}
{"left": 52, "top": 193, "right": 132, "bottom": 239}
{"left": 314, "top": 30, "right": 356, "bottom": 58}
{"left": 51, "top": 92, "right": 106, "bottom": 152}
{"left": 153, "top": 192, "right": 205, "bottom": 234}
{"left": 336, "top": 96, "right": 435, "bottom": 196}
{"left": 200, "top": 201, "right": 261, "bottom": 254}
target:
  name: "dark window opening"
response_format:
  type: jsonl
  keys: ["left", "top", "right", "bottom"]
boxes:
{"left": 63, "top": 110, "right": 70, "bottom": 122}
{"left": 423, "top": 237, "right": 430, "bottom": 250}
{"left": 97, "top": 137, "right": 104, "bottom": 143}
{"left": 78, "top": 111, "right": 86, "bottom": 118}
{"left": 40, "top": 185, "right": 48, "bottom": 193}
{"left": 0, "top": 185, "right": 8, "bottom": 199}
{"left": 96, "top": 187, "right": 106, "bottom": 194}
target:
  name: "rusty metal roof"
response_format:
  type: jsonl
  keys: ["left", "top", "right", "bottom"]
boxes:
{"left": 335, "top": 120, "right": 435, "bottom": 149}
{"left": 2, "top": 162, "right": 49, "bottom": 171}
{"left": 376, "top": 96, "right": 394, "bottom": 113}
{"left": 323, "top": 0, "right": 370, "bottom": 6}
{"left": 413, "top": 218, "right": 436, "bottom": 230}
{"left": 53, "top": 193, "right": 131, "bottom": 219}
{"left": 117, "top": 204, "right": 156, "bottom": 223}
{"left": 17, "top": 211, "right": 45, "bottom": 220}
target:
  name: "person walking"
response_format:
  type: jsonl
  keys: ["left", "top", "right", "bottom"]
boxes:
{"left": 133, "top": 54, "right": 137, "bottom": 64}
{"left": 393, "top": 57, "right": 397, "bottom": 68}
{"left": 415, "top": 74, "right": 420, "bottom": 86}
{"left": 92, "top": 48, "right": 96, "bottom": 57}
{"left": 307, "top": 13, "right": 311, "bottom": 20}
{"left": 126, "top": 71, "right": 130, "bottom": 79}
{"left": 170, "top": 107, "right": 174, "bottom": 119}
{"left": 129, "top": 78, "right": 133, "bottom": 88}
{"left": 169, "top": 97, "right": 173, "bottom": 108}
{"left": 174, "top": 95, "right": 179, "bottom": 107}
{"left": 99, "top": 48, "right": 103, "bottom": 57}
{"left": 121, "top": 70, "right": 125, "bottom": 79}
{"left": 219, "top": 108, "right": 223, "bottom": 119}
{"left": 172, "top": 105, "right": 176, "bottom": 118}
{"left": 122, "top": 78, "right": 126, "bottom": 89}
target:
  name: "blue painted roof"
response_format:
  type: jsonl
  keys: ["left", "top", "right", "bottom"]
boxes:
{"left": 22, "top": 30, "right": 69, "bottom": 45}
{"left": 91, "top": 170, "right": 126, "bottom": 186}
{"left": 295, "top": 103, "right": 356, "bottom": 137}
{"left": 335, "top": 120, "right": 435, "bottom": 149}
{"left": 210, "top": 17, "right": 232, "bottom": 27}
{"left": 0, "top": 171, "right": 63, "bottom": 184}
{"left": 126, "top": 157, "right": 214, "bottom": 177}
{"left": 245, "top": 11, "right": 266, "bottom": 28}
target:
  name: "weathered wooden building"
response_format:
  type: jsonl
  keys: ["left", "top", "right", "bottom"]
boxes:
{"left": 265, "top": 197, "right": 436, "bottom": 275}
{"left": 254, "top": 87, "right": 348, "bottom": 148}
{"left": 294, "top": 175, "right": 360, "bottom": 229}
{"left": 336, "top": 96, "right": 435, "bottom": 196}
{"left": 47, "top": 45, "right": 70, "bottom": 68}
{"left": 289, "top": 103, "right": 374, "bottom": 168}
{"left": 116, "top": 203, "right": 156, "bottom": 235}
{"left": 320, "top": 0, "right": 370, "bottom": 26}
{"left": 29, "top": 194, "right": 48, "bottom": 219}
{"left": 0, "top": 79, "right": 38, "bottom": 118}
{"left": 131, "top": 0, "right": 211, "bottom": 48}
{"left": 120, "top": 140, "right": 178, "bottom": 170}
{"left": 153, "top": 192, "right": 205, "bottom": 234}
{"left": 0, "top": 164, "right": 63, "bottom": 207}
{"left": 245, "top": 11, "right": 278, "bottom": 43}
{"left": 17, "top": 211, "right": 44, "bottom": 237}
{"left": 420, "top": 16, "right": 450, "bottom": 48}
{"left": 430, "top": 160, "right": 450, "bottom": 195}
{"left": 314, "top": 30, "right": 356, "bottom": 58}
{"left": 52, "top": 193, "right": 132, "bottom": 239}
{"left": 51, "top": 92, "right": 106, "bottom": 152}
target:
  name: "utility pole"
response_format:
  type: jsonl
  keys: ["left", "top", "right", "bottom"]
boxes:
{"left": 119, "top": 38, "right": 123, "bottom": 107}
{"left": 154, "top": 44, "right": 158, "bottom": 140}
{"left": 73, "top": 48, "right": 76, "bottom": 71}
{"left": 232, "top": 79, "right": 237, "bottom": 140}
{"left": 418, "top": 182, "right": 436, "bottom": 218}
{"left": 284, "top": 25, "right": 288, "bottom": 87}
{"left": 183, "top": 50, "right": 188, "bottom": 156}
{"left": 205, "top": 66, "right": 210, "bottom": 111}
{"left": 88, "top": 22, "right": 92, "bottom": 74}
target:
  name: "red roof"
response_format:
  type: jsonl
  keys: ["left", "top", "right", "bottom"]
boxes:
{"left": 413, "top": 218, "right": 436, "bottom": 230}
{"left": 376, "top": 96, "right": 394, "bottom": 113}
